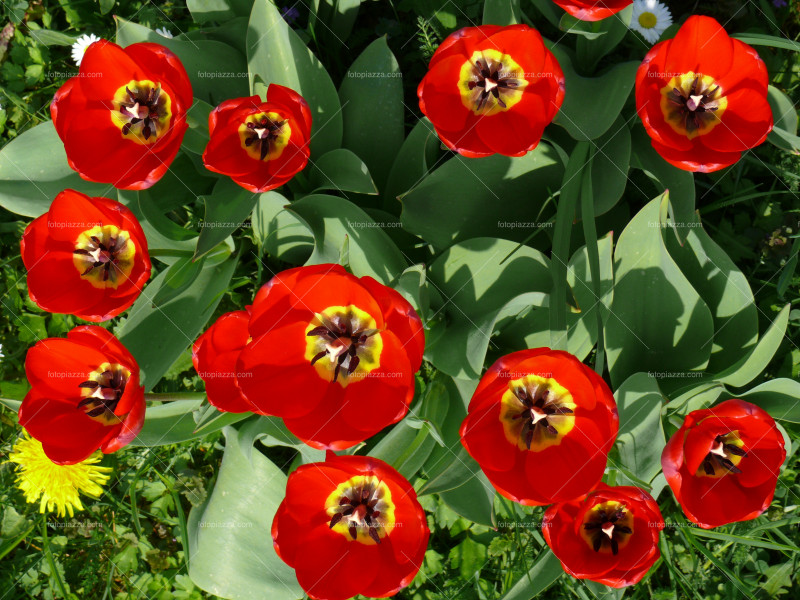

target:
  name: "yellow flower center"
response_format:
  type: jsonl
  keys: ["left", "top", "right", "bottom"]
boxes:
{"left": 77, "top": 362, "right": 131, "bottom": 426}
{"left": 304, "top": 305, "right": 383, "bottom": 387}
{"left": 239, "top": 111, "right": 292, "bottom": 161}
{"left": 499, "top": 375, "right": 576, "bottom": 451}
{"left": 660, "top": 72, "right": 727, "bottom": 139}
{"left": 111, "top": 79, "right": 172, "bottom": 145}
{"left": 325, "top": 475, "right": 396, "bottom": 545}
{"left": 638, "top": 12, "right": 658, "bottom": 29}
{"left": 580, "top": 500, "right": 634, "bottom": 555}
{"left": 73, "top": 224, "right": 136, "bottom": 289}
{"left": 458, "top": 49, "right": 528, "bottom": 116}
{"left": 696, "top": 430, "right": 746, "bottom": 478}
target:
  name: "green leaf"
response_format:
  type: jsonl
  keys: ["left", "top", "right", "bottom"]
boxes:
{"left": 195, "top": 178, "right": 258, "bottom": 259}
{"left": 450, "top": 535, "right": 488, "bottom": 580}
{"left": 287, "top": 194, "right": 406, "bottom": 284}
{"left": 583, "top": 581, "right": 626, "bottom": 600}
{"left": 183, "top": 99, "right": 213, "bottom": 155}
{"left": 576, "top": 7, "right": 631, "bottom": 72}
{"left": 400, "top": 146, "right": 563, "bottom": 249}
{"left": 118, "top": 255, "right": 238, "bottom": 390}
{"left": 187, "top": 0, "right": 254, "bottom": 23}
{"left": 426, "top": 238, "right": 551, "bottom": 378}
{"left": 247, "top": 0, "right": 342, "bottom": 157}
{"left": 187, "top": 426, "right": 303, "bottom": 600}
{"left": 663, "top": 382, "right": 726, "bottom": 417}
{"left": 28, "top": 30, "right": 78, "bottom": 46}
{"left": 309, "top": 0, "right": 361, "bottom": 45}
{"left": 738, "top": 378, "right": 800, "bottom": 423}
{"left": 338, "top": 37, "right": 404, "bottom": 191}
{"left": 767, "top": 85, "right": 800, "bottom": 153}
{"left": 613, "top": 373, "right": 666, "bottom": 484}
{"left": 150, "top": 256, "right": 206, "bottom": 307}
{"left": 99, "top": 0, "right": 115, "bottom": 15}
{"left": 732, "top": 33, "right": 800, "bottom": 53}
{"left": 251, "top": 191, "right": 314, "bottom": 263}
{"left": 0, "top": 121, "right": 108, "bottom": 217}
{"left": 119, "top": 190, "right": 198, "bottom": 260}
{"left": 499, "top": 548, "right": 562, "bottom": 600}
{"left": 605, "top": 194, "right": 714, "bottom": 388}
{"left": 115, "top": 18, "right": 249, "bottom": 104}
{"left": 664, "top": 213, "right": 758, "bottom": 374}
{"left": 307, "top": 148, "right": 378, "bottom": 195}
{"left": 383, "top": 118, "right": 440, "bottom": 210}
{"left": 439, "top": 472, "right": 496, "bottom": 527}
{"left": 689, "top": 527, "right": 800, "bottom": 553}
{"left": 588, "top": 116, "right": 631, "bottom": 216}
{"left": 482, "top": 0, "right": 520, "bottom": 25}
{"left": 550, "top": 48, "right": 639, "bottom": 141}
{"left": 131, "top": 399, "right": 203, "bottom": 446}
{"left": 713, "top": 304, "right": 790, "bottom": 388}
{"left": 559, "top": 13, "right": 607, "bottom": 39}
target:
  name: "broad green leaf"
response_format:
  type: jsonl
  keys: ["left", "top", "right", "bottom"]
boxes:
{"left": 195, "top": 178, "right": 258, "bottom": 259}
{"left": 614, "top": 373, "right": 666, "bottom": 484}
{"left": 307, "top": 148, "right": 378, "bottom": 195}
{"left": 287, "top": 194, "right": 406, "bottom": 284}
{"left": 383, "top": 118, "right": 440, "bottom": 210}
{"left": 400, "top": 146, "right": 563, "bottom": 249}
{"left": 589, "top": 116, "right": 631, "bottom": 216}
{"left": 483, "top": 0, "right": 520, "bottom": 25}
{"left": 187, "top": 0, "right": 254, "bottom": 22}
{"left": 187, "top": 426, "right": 302, "bottom": 600}
{"left": 237, "top": 416, "right": 325, "bottom": 465}
{"left": 150, "top": 256, "right": 206, "bottom": 307}
{"left": 131, "top": 399, "right": 203, "bottom": 446}
{"left": 630, "top": 125, "right": 695, "bottom": 240}
{"left": 0, "top": 121, "right": 107, "bottom": 217}
{"left": 115, "top": 18, "right": 248, "bottom": 104}
{"left": 251, "top": 191, "right": 313, "bottom": 263}
{"left": 690, "top": 527, "right": 800, "bottom": 553}
{"left": 499, "top": 549, "right": 562, "bottom": 600}
{"left": 247, "top": 0, "right": 342, "bottom": 157}
{"left": 439, "top": 472, "right": 496, "bottom": 527}
{"left": 28, "top": 29, "right": 77, "bottom": 46}
{"left": 550, "top": 47, "right": 639, "bottom": 141}
{"left": 426, "top": 238, "right": 551, "bottom": 378}
{"left": 583, "top": 581, "right": 626, "bottom": 600}
{"left": 738, "top": 378, "right": 800, "bottom": 423}
{"left": 183, "top": 99, "right": 213, "bottom": 155}
{"left": 118, "top": 254, "right": 238, "bottom": 390}
{"left": 528, "top": 0, "right": 562, "bottom": 27}
{"left": 605, "top": 194, "right": 714, "bottom": 388}
{"left": 310, "top": 0, "right": 361, "bottom": 46}
{"left": 559, "top": 13, "right": 606, "bottom": 39}
{"left": 767, "top": 85, "right": 800, "bottom": 153}
{"left": 714, "top": 304, "right": 790, "bottom": 388}
{"left": 664, "top": 382, "right": 726, "bottom": 417}
{"left": 338, "top": 37, "right": 403, "bottom": 191}
{"left": 394, "top": 264, "right": 429, "bottom": 319}
{"left": 576, "top": 7, "right": 632, "bottom": 72}
{"left": 664, "top": 213, "right": 758, "bottom": 374}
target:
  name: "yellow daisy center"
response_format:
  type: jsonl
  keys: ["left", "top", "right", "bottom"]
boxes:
{"left": 638, "top": 12, "right": 658, "bottom": 29}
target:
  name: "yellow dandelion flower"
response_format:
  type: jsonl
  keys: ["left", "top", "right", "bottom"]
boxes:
{"left": 8, "top": 432, "right": 113, "bottom": 518}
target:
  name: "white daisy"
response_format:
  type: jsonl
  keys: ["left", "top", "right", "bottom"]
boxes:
{"left": 0, "top": 343, "right": 4, "bottom": 359}
{"left": 71, "top": 33, "right": 101, "bottom": 67}
{"left": 630, "top": 0, "right": 673, "bottom": 44}
{"left": 155, "top": 27, "right": 174, "bottom": 39}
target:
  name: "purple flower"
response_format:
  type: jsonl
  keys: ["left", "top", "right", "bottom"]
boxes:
{"left": 281, "top": 5, "right": 300, "bottom": 24}
{"left": 773, "top": 0, "right": 787, "bottom": 7}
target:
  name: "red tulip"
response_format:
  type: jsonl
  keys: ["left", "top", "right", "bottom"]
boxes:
{"left": 203, "top": 85, "right": 312, "bottom": 192}
{"left": 272, "top": 455, "right": 429, "bottom": 600}
{"left": 552, "top": 0, "right": 632, "bottom": 21}
{"left": 635, "top": 15, "right": 772, "bottom": 172}
{"left": 236, "top": 264, "right": 424, "bottom": 450}
{"left": 51, "top": 39, "right": 192, "bottom": 189}
{"left": 21, "top": 189, "right": 151, "bottom": 322}
{"left": 192, "top": 310, "right": 252, "bottom": 413}
{"left": 417, "top": 24, "right": 565, "bottom": 157}
{"left": 543, "top": 484, "right": 664, "bottom": 587}
{"left": 662, "top": 399, "right": 785, "bottom": 529}
{"left": 18, "top": 326, "right": 145, "bottom": 464}
{"left": 460, "top": 348, "right": 618, "bottom": 505}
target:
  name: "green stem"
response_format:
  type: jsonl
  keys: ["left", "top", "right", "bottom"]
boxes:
{"left": 41, "top": 514, "right": 69, "bottom": 599}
